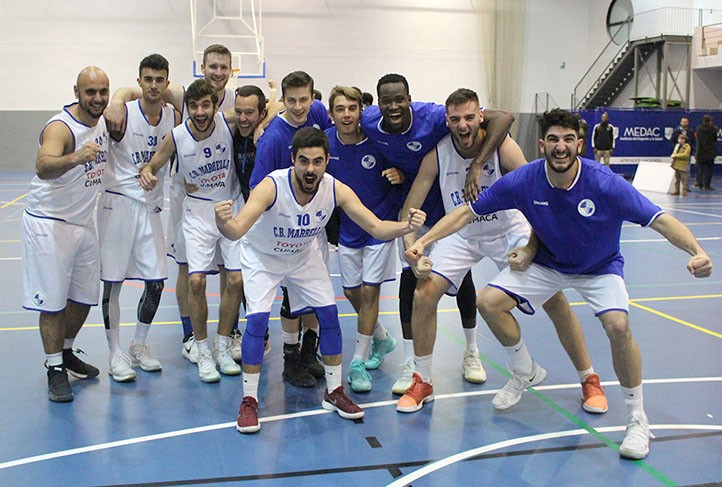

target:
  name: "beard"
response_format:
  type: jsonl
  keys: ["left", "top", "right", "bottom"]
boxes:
{"left": 547, "top": 150, "right": 576, "bottom": 173}
{"left": 295, "top": 171, "right": 319, "bottom": 195}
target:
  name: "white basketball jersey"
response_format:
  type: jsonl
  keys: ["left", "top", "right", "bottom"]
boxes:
{"left": 171, "top": 111, "right": 238, "bottom": 202}
{"left": 242, "top": 168, "right": 335, "bottom": 264}
{"left": 105, "top": 100, "right": 177, "bottom": 209}
{"left": 25, "top": 104, "right": 109, "bottom": 225}
{"left": 436, "top": 134, "right": 528, "bottom": 240}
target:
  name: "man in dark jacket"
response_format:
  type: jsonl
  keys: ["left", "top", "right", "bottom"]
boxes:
{"left": 695, "top": 114, "right": 719, "bottom": 190}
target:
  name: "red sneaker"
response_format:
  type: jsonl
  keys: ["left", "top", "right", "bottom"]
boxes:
{"left": 396, "top": 372, "right": 434, "bottom": 413}
{"left": 582, "top": 373, "right": 608, "bottom": 414}
{"left": 322, "top": 386, "right": 365, "bottom": 420}
{"left": 236, "top": 396, "right": 261, "bottom": 434}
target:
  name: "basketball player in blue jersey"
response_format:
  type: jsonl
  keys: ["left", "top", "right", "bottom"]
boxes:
{"left": 405, "top": 108, "right": 713, "bottom": 460}
{"left": 98, "top": 54, "right": 180, "bottom": 383}
{"left": 104, "top": 44, "right": 245, "bottom": 362}
{"left": 360, "top": 73, "right": 513, "bottom": 394}
{"left": 139, "top": 79, "right": 244, "bottom": 383}
{"left": 397, "top": 89, "right": 607, "bottom": 415}
{"left": 325, "top": 86, "right": 406, "bottom": 393}
{"left": 22, "top": 66, "right": 110, "bottom": 402}
{"left": 249, "top": 71, "right": 334, "bottom": 389}
{"left": 214, "top": 127, "right": 426, "bottom": 434}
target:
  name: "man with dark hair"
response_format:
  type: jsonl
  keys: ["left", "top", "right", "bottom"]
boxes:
{"left": 233, "top": 85, "right": 267, "bottom": 202}
{"left": 361, "top": 73, "right": 514, "bottom": 394}
{"left": 98, "top": 54, "right": 180, "bottom": 382}
{"left": 592, "top": 111, "right": 614, "bottom": 166}
{"left": 214, "top": 127, "right": 426, "bottom": 434}
{"left": 139, "top": 79, "right": 244, "bottom": 383}
{"left": 405, "top": 108, "right": 712, "bottom": 460}
{"left": 249, "top": 70, "right": 334, "bottom": 388}
{"left": 695, "top": 114, "right": 719, "bottom": 191}
{"left": 22, "top": 66, "right": 110, "bottom": 402}
{"left": 397, "top": 91, "right": 607, "bottom": 415}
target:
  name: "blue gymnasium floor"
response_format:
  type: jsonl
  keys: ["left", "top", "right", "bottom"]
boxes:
{"left": 0, "top": 171, "right": 721, "bottom": 487}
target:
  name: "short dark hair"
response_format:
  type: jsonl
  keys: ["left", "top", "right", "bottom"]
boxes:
{"left": 138, "top": 53, "right": 169, "bottom": 78}
{"left": 445, "top": 88, "right": 479, "bottom": 110}
{"left": 281, "top": 71, "right": 314, "bottom": 98}
{"left": 235, "top": 85, "right": 267, "bottom": 113}
{"left": 313, "top": 89, "right": 323, "bottom": 101}
{"left": 202, "top": 44, "right": 232, "bottom": 66}
{"left": 291, "top": 127, "right": 329, "bottom": 158}
{"left": 361, "top": 92, "right": 374, "bottom": 106}
{"left": 376, "top": 73, "right": 409, "bottom": 98}
{"left": 539, "top": 108, "right": 580, "bottom": 137}
{"left": 184, "top": 79, "right": 217, "bottom": 108}
{"left": 703, "top": 114, "right": 713, "bottom": 124}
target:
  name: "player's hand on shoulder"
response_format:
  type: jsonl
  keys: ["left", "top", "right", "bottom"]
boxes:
{"left": 463, "top": 163, "right": 482, "bottom": 203}
{"left": 407, "top": 207, "right": 426, "bottom": 231}
{"left": 688, "top": 253, "right": 712, "bottom": 278}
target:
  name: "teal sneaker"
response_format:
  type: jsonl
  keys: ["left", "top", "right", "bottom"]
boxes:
{"left": 364, "top": 333, "right": 397, "bottom": 370}
{"left": 347, "top": 358, "right": 372, "bottom": 393}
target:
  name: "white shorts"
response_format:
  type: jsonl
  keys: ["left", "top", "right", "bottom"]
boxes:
{"left": 489, "top": 262, "right": 629, "bottom": 316}
{"left": 166, "top": 173, "right": 186, "bottom": 264}
{"left": 430, "top": 231, "right": 529, "bottom": 295}
{"left": 97, "top": 192, "right": 167, "bottom": 282}
{"left": 241, "top": 242, "right": 335, "bottom": 315}
{"left": 339, "top": 241, "right": 396, "bottom": 288}
{"left": 22, "top": 213, "right": 100, "bottom": 312}
{"left": 183, "top": 197, "right": 242, "bottom": 274}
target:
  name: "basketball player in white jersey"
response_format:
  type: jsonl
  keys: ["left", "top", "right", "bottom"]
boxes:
{"left": 214, "top": 127, "right": 426, "bottom": 433}
{"left": 396, "top": 89, "right": 607, "bottom": 415}
{"left": 97, "top": 54, "right": 180, "bottom": 382}
{"left": 22, "top": 66, "right": 110, "bottom": 402}
{"left": 139, "top": 79, "right": 244, "bottom": 383}
{"left": 104, "top": 44, "right": 244, "bottom": 361}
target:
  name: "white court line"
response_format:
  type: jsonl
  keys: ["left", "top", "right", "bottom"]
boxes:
{"left": 0, "top": 257, "right": 20, "bottom": 261}
{"left": 621, "top": 236, "right": 722, "bottom": 243}
{"left": 386, "top": 424, "right": 722, "bottom": 487}
{"left": 1, "top": 376, "right": 721, "bottom": 471}
{"left": 660, "top": 207, "right": 722, "bottom": 218}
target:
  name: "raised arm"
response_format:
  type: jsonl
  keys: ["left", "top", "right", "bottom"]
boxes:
{"left": 405, "top": 204, "right": 476, "bottom": 265}
{"left": 464, "top": 108, "right": 514, "bottom": 202}
{"left": 105, "top": 83, "right": 184, "bottom": 133}
{"left": 337, "top": 181, "right": 425, "bottom": 241}
{"left": 36, "top": 121, "right": 101, "bottom": 180}
{"left": 400, "top": 148, "right": 438, "bottom": 250}
{"left": 649, "top": 213, "right": 712, "bottom": 278}
{"left": 138, "top": 133, "right": 177, "bottom": 190}
{"left": 215, "top": 176, "right": 276, "bottom": 240}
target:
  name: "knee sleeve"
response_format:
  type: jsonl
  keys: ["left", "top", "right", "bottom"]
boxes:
{"left": 102, "top": 282, "right": 122, "bottom": 330}
{"left": 315, "top": 305, "right": 342, "bottom": 356}
{"left": 138, "top": 280, "right": 164, "bottom": 324}
{"left": 242, "top": 312, "right": 270, "bottom": 366}
{"left": 399, "top": 268, "right": 417, "bottom": 325}
{"left": 280, "top": 286, "right": 298, "bottom": 319}
{"left": 456, "top": 271, "right": 477, "bottom": 325}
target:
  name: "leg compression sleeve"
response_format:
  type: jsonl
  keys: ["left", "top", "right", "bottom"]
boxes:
{"left": 138, "top": 280, "right": 164, "bottom": 324}
{"left": 315, "top": 305, "right": 342, "bottom": 356}
{"left": 456, "top": 270, "right": 477, "bottom": 326}
{"left": 241, "top": 312, "right": 270, "bottom": 366}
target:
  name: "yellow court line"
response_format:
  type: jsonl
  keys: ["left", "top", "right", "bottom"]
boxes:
{"left": 629, "top": 301, "right": 722, "bottom": 339}
{"left": 1, "top": 193, "right": 27, "bottom": 209}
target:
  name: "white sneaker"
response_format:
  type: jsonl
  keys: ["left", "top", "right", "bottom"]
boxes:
{"left": 214, "top": 338, "right": 241, "bottom": 376}
{"left": 181, "top": 334, "right": 199, "bottom": 363}
{"left": 492, "top": 361, "right": 546, "bottom": 411}
{"left": 109, "top": 353, "right": 137, "bottom": 382}
{"left": 620, "top": 412, "right": 654, "bottom": 459}
{"left": 197, "top": 350, "right": 221, "bottom": 383}
{"left": 392, "top": 359, "right": 415, "bottom": 395}
{"left": 128, "top": 340, "right": 162, "bottom": 372}
{"left": 230, "top": 330, "right": 242, "bottom": 362}
{"left": 462, "top": 348, "right": 487, "bottom": 383}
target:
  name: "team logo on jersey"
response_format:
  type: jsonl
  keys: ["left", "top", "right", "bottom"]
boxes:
{"left": 313, "top": 123, "right": 321, "bottom": 129}
{"left": 361, "top": 155, "right": 377, "bottom": 169}
{"left": 314, "top": 209, "right": 328, "bottom": 223}
{"left": 33, "top": 292, "right": 46, "bottom": 307}
{"left": 577, "top": 199, "right": 595, "bottom": 217}
{"left": 482, "top": 162, "right": 495, "bottom": 177}
{"left": 407, "top": 141, "right": 422, "bottom": 152}
{"left": 215, "top": 143, "right": 227, "bottom": 155}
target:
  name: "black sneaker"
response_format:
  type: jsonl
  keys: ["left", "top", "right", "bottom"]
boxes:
{"left": 63, "top": 348, "right": 100, "bottom": 379}
{"left": 47, "top": 365, "right": 73, "bottom": 402}
{"left": 300, "top": 329, "right": 325, "bottom": 379}
{"left": 282, "top": 347, "right": 316, "bottom": 388}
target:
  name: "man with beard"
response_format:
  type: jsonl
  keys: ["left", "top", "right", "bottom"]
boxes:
{"left": 139, "top": 79, "right": 244, "bottom": 383}
{"left": 22, "top": 66, "right": 110, "bottom": 402}
{"left": 592, "top": 111, "right": 615, "bottom": 166}
{"left": 397, "top": 90, "right": 607, "bottom": 416}
{"left": 214, "top": 127, "right": 426, "bottom": 434}
{"left": 405, "top": 108, "right": 713, "bottom": 460}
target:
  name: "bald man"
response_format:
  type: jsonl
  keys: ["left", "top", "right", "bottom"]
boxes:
{"left": 22, "top": 66, "right": 111, "bottom": 402}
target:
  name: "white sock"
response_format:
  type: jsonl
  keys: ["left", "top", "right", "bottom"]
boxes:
{"left": 577, "top": 367, "right": 595, "bottom": 382}
{"left": 373, "top": 321, "right": 388, "bottom": 339}
{"left": 282, "top": 330, "right": 299, "bottom": 346}
{"left": 353, "top": 333, "right": 372, "bottom": 361}
{"left": 106, "top": 328, "right": 122, "bottom": 357}
{"left": 243, "top": 372, "right": 260, "bottom": 400}
{"left": 414, "top": 354, "right": 433, "bottom": 383}
{"left": 133, "top": 322, "right": 151, "bottom": 345}
{"left": 621, "top": 384, "right": 645, "bottom": 418}
{"left": 463, "top": 326, "right": 478, "bottom": 351}
{"left": 324, "top": 364, "right": 342, "bottom": 392}
{"left": 214, "top": 334, "right": 230, "bottom": 351}
{"left": 403, "top": 338, "right": 414, "bottom": 362}
{"left": 195, "top": 338, "right": 210, "bottom": 354}
{"left": 504, "top": 338, "right": 533, "bottom": 375}
{"left": 47, "top": 352, "right": 63, "bottom": 367}
{"left": 63, "top": 338, "right": 74, "bottom": 350}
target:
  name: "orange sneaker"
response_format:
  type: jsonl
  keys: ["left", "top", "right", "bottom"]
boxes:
{"left": 396, "top": 372, "right": 434, "bottom": 413}
{"left": 582, "top": 373, "right": 608, "bottom": 414}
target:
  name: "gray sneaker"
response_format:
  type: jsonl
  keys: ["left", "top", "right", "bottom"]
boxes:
{"left": 128, "top": 340, "right": 162, "bottom": 372}
{"left": 47, "top": 365, "right": 73, "bottom": 402}
{"left": 491, "top": 361, "right": 546, "bottom": 411}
